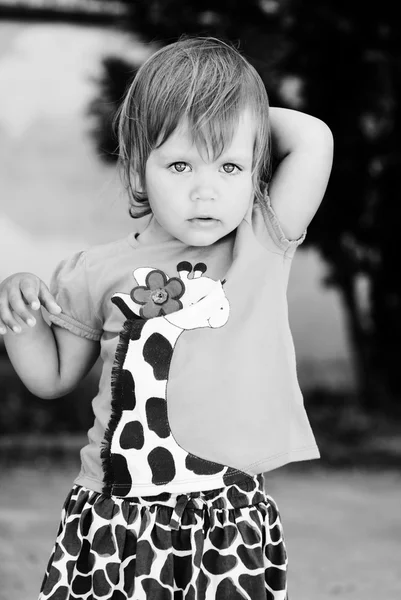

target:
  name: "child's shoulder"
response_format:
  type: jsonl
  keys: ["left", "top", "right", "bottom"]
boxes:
{"left": 83, "top": 233, "right": 137, "bottom": 267}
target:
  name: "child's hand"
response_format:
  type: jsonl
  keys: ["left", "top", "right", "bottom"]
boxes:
{"left": 0, "top": 272, "right": 62, "bottom": 335}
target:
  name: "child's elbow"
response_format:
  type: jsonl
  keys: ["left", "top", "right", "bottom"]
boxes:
{"left": 310, "top": 119, "right": 334, "bottom": 152}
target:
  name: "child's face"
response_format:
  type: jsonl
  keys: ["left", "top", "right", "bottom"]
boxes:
{"left": 144, "top": 109, "right": 256, "bottom": 246}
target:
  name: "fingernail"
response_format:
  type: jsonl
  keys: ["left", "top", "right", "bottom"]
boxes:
{"left": 31, "top": 301, "right": 40, "bottom": 310}
{"left": 13, "top": 326, "right": 21, "bottom": 333}
{"left": 0, "top": 328, "right": 6, "bottom": 335}
{"left": 55, "top": 305, "right": 62, "bottom": 313}
{"left": 27, "top": 318, "right": 36, "bottom": 327}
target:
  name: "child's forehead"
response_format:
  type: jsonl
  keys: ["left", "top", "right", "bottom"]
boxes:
{"left": 156, "top": 109, "right": 257, "bottom": 159}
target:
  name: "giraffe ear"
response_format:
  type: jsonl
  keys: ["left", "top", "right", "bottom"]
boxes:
{"left": 111, "top": 293, "right": 142, "bottom": 318}
{"left": 133, "top": 267, "right": 167, "bottom": 287}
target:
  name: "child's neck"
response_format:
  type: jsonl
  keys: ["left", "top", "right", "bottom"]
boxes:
{"left": 136, "top": 215, "right": 178, "bottom": 246}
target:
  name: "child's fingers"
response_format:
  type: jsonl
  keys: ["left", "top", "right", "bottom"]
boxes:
{"left": 38, "top": 282, "right": 62, "bottom": 315}
{"left": 19, "top": 277, "right": 42, "bottom": 311}
{"left": 0, "top": 297, "right": 23, "bottom": 333}
{"left": 0, "top": 318, "right": 7, "bottom": 335}
{"left": 8, "top": 288, "right": 37, "bottom": 328}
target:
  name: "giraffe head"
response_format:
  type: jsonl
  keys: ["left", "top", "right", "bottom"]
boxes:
{"left": 111, "top": 261, "right": 229, "bottom": 329}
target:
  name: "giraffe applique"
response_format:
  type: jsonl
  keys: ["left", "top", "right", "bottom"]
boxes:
{"left": 101, "top": 261, "right": 248, "bottom": 497}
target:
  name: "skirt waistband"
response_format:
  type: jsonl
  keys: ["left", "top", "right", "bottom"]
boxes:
{"left": 121, "top": 473, "right": 266, "bottom": 530}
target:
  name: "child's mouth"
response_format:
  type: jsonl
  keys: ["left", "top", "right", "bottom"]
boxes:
{"left": 189, "top": 217, "right": 219, "bottom": 228}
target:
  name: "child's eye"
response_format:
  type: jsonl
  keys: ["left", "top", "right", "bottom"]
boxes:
{"left": 170, "top": 162, "right": 190, "bottom": 173}
{"left": 222, "top": 163, "right": 241, "bottom": 174}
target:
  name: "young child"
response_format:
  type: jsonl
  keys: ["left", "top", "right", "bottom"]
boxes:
{"left": 1, "top": 37, "right": 333, "bottom": 600}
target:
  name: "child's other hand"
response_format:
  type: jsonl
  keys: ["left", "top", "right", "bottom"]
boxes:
{"left": 0, "top": 272, "right": 62, "bottom": 335}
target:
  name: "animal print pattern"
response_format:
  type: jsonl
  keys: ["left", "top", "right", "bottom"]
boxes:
{"left": 38, "top": 474, "right": 288, "bottom": 600}
{"left": 102, "top": 262, "right": 250, "bottom": 498}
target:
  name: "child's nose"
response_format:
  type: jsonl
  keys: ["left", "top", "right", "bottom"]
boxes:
{"left": 190, "top": 176, "right": 217, "bottom": 202}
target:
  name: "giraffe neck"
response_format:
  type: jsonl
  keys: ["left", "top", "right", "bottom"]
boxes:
{"left": 125, "top": 316, "right": 183, "bottom": 403}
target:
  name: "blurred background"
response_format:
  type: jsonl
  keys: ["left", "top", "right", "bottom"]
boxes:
{"left": 0, "top": 1, "right": 400, "bottom": 599}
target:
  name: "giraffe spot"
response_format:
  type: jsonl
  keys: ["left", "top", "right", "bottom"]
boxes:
{"left": 148, "top": 447, "right": 176, "bottom": 485}
{"left": 111, "top": 454, "right": 132, "bottom": 496}
{"left": 93, "top": 498, "right": 120, "bottom": 520}
{"left": 249, "top": 509, "right": 262, "bottom": 529}
{"left": 120, "top": 420, "right": 144, "bottom": 449}
{"left": 185, "top": 455, "right": 224, "bottom": 476}
{"left": 202, "top": 549, "right": 237, "bottom": 574}
{"left": 223, "top": 468, "right": 250, "bottom": 487}
{"left": 151, "top": 523, "right": 172, "bottom": 550}
{"left": 53, "top": 545, "right": 64, "bottom": 562}
{"left": 76, "top": 539, "right": 95, "bottom": 574}
{"left": 80, "top": 508, "right": 93, "bottom": 537}
{"left": 265, "top": 541, "right": 287, "bottom": 567}
{"left": 172, "top": 526, "right": 191, "bottom": 551}
{"left": 236, "top": 477, "right": 257, "bottom": 493}
{"left": 106, "top": 562, "right": 120, "bottom": 586}
{"left": 41, "top": 566, "right": 61, "bottom": 594}
{"left": 143, "top": 334, "right": 173, "bottom": 381}
{"left": 61, "top": 517, "right": 81, "bottom": 557}
{"left": 216, "top": 578, "right": 248, "bottom": 600}
{"left": 237, "top": 521, "right": 261, "bottom": 546}
{"left": 141, "top": 578, "right": 171, "bottom": 599}
{"left": 135, "top": 540, "right": 156, "bottom": 577}
{"left": 93, "top": 569, "right": 111, "bottom": 596}
{"left": 239, "top": 573, "right": 267, "bottom": 598}
{"left": 209, "top": 524, "right": 238, "bottom": 550}
{"left": 227, "top": 485, "right": 249, "bottom": 507}
{"left": 106, "top": 591, "right": 126, "bottom": 600}
{"left": 237, "top": 544, "right": 263, "bottom": 569}
{"left": 92, "top": 524, "right": 116, "bottom": 557}
{"left": 174, "top": 554, "right": 192, "bottom": 590}
{"left": 186, "top": 585, "right": 196, "bottom": 600}
{"left": 121, "top": 502, "right": 139, "bottom": 526}
{"left": 144, "top": 492, "right": 172, "bottom": 503}
{"left": 71, "top": 574, "right": 92, "bottom": 595}
{"left": 46, "top": 586, "right": 69, "bottom": 600}
{"left": 267, "top": 500, "right": 280, "bottom": 526}
{"left": 159, "top": 552, "right": 173, "bottom": 586}
{"left": 146, "top": 397, "right": 170, "bottom": 438}
{"left": 193, "top": 529, "right": 204, "bottom": 568}
{"left": 119, "top": 369, "right": 136, "bottom": 411}
{"left": 269, "top": 523, "right": 282, "bottom": 544}
{"left": 264, "top": 565, "right": 287, "bottom": 591}
{"left": 196, "top": 569, "right": 211, "bottom": 595}
{"left": 128, "top": 318, "right": 146, "bottom": 340}
{"left": 121, "top": 529, "right": 138, "bottom": 561}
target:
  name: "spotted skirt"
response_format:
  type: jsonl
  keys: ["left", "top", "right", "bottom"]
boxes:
{"left": 38, "top": 474, "right": 288, "bottom": 600}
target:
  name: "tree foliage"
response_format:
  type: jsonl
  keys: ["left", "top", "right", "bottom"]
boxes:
{"left": 279, "top": 0, "right": 401, "bottom": 410}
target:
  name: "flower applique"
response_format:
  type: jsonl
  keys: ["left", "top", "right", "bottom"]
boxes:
{"left": 131, "top": 269, "right": 185, "bottom": 319}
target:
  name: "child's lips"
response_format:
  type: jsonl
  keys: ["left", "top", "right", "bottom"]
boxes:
{"left": 188, "top": 217, "right": 219, "bottom": 228}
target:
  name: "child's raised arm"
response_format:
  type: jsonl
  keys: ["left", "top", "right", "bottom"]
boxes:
{"left": 0, "top": 273, "right": 99, "bottom": 399}
{"left": 268, "top": 107, "right": 334, "bottom": 240}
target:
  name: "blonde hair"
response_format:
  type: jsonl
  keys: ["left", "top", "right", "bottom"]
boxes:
{"left": 116, "top": 36, "right": 271, "bottom": 218}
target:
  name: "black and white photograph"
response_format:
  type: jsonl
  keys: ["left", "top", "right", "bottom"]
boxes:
{"left": 0, "top": 1, "right": 400, "bottom": 599}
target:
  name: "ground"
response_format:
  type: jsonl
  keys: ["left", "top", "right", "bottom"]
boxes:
{"left": 0, "top": 461, "right": 400, "bottom": 600}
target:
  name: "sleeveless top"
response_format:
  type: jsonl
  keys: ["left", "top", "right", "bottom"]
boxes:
{"left": 49, "top": 197, "right": 319, "bottom": 497}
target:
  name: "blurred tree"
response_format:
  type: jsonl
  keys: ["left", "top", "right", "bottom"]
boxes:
{"left": 90, "top": 0, "right": 401, "bottom": 412}
{"left": 279, "top": 0, "right": 401, "bottom": 411}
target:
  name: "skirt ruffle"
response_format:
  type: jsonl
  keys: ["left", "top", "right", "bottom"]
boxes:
{"left": 39, "top": 474, "right": 288, "bottom": 600}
